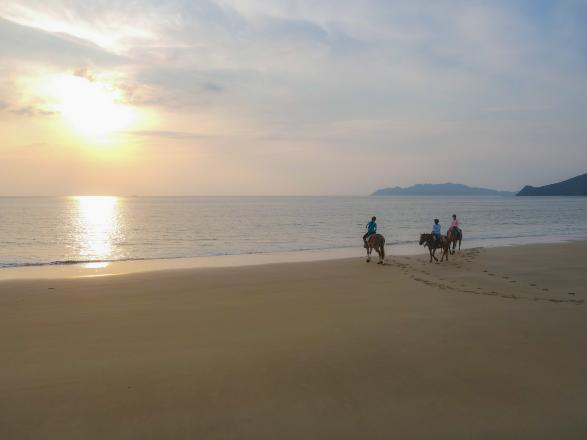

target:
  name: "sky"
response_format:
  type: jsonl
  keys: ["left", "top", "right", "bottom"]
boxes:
{"left": 1, "top": 0, "right": 586, "bottom": 195}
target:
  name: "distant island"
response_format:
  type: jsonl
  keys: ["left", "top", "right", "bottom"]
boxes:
{"left": 372, "top": 183, "right": 515, "bottom": 196}
{"left": 517, "top": 172, "right": 587, "bottom": 196}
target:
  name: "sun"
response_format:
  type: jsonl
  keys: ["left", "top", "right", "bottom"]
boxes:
{"left": 49, "top": 74, "right": 136, "bottom": 137}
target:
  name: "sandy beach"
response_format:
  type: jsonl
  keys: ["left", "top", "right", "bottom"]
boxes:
{"left": 1, "top": 241, "right": 586, "bottom": 439}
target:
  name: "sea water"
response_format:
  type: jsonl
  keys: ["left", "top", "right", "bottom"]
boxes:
{"left": 1, "top": 196, "right": 586, "bottom": 268}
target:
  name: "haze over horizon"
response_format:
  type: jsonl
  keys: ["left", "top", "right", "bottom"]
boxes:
{"left": 1, "top": 1, "right": 586, "bottom": 196}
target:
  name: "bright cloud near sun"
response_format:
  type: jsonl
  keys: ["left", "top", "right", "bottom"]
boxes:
{"left": 46, "top": 74, "right": 137, "bottom": 137}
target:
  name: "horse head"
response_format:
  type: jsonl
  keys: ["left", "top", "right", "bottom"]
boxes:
{"left": 419, "top": 233, "right": 427, "bottom": 246}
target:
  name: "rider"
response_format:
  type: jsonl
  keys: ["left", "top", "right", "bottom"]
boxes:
{"left": 432, "top": 218, "right": 441, "bottom": 244}
{"left": 449, "top": 214, "right": 462, "bottom": 239}
{"left": 363, "top": 216, "right": 377, "bottom": 247}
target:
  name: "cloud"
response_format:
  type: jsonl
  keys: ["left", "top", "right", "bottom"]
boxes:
{"left": 72, "top": 66, "right": 97, "bottom": 81}
{"left": 134, "top": 67, "right": 231, "bottom": 108}
{"left": 11, "top": 105, "right": 58, "bottom": 117}
{"left": 127, "top": 130, "right": 212, "bottom": 140}
{"left": 0, "top": 16, "right": 124, "bottom": 67}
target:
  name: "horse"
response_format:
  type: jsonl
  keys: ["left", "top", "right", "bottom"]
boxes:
{"left": 365, "top": 233, "right": 386, "bottom": 264}
{"left": 447, "top": 227, "right": 462, "bottom": 255}
{"left": 419, "top": 233, "right": 449, "bottom": 263}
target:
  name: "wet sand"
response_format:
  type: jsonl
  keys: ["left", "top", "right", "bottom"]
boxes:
{"left": 1, "top": 242, "right": 586, "bottom": 439}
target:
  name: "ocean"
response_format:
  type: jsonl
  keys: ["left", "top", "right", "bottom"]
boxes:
{"left": 1, "top": 196, "right": 586, "bottom": 268}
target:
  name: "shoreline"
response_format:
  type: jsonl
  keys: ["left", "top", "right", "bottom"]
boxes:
{"left": 1, "top": 235, "right": 585, "bottom": 281}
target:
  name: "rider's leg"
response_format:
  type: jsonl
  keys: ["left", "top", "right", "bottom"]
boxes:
{"left": 363, "top": 232, "right": 371, "bottom": 248}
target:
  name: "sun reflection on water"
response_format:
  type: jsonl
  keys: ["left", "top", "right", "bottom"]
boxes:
{"left": 82, "top": 262, "right": 111, "bottom": 269}
{"left": 73, "top": 196, "right": 120, "bottom": 264}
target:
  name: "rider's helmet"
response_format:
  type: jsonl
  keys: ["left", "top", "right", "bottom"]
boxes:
{"left": 452, "top": 214, "right": 457, "bottom": 219}
{"left": 372, "top": 216, "right": 376, "bottom": 221}
{"left": 434, "top": 218, "right": 439, "bottom": 224}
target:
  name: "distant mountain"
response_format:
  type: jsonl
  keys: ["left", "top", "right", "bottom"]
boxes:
{"left": 517, "top": 173, "right": 587, "bottom": 196}
{"left": 372, "top": 183, "right": 515, "bottom": 196}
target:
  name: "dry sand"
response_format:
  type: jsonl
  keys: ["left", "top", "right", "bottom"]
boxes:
{"left": 1, "top": 242, "right": 586, "bottom": 439}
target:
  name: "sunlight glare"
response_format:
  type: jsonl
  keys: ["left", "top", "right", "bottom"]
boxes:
{"left": 73, "top": 196, "right": 120, "bottom": 262}
{"left": 50, "top": 75, "right": 136, "bottom": 137}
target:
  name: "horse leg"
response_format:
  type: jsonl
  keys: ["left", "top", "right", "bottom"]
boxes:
{"left": 377, "top": 245, "right": 384, "bottom": 264}
{"left": 366, "top": 246, "right": 371, "bottom": 262}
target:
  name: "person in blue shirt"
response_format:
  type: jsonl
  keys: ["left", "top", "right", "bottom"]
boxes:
{"left": 432, "top": 218, "right": 441, "bottom": 243}
{"left": 363, "top": 216, "right": 377, "bottom": 247}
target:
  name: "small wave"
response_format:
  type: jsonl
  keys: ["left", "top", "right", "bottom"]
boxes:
{"left": 386, "top": 239, "right": 416, "bottom": 246}
{"left": 0, "top": 257, "right": 149, "bottom": 269}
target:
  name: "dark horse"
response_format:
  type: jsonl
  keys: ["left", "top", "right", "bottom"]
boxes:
{"left": 365, "top": 233, "right": 386, "bottom": 264}
{"left": 447, "top": 227, "right": 462, "bottom": 255}
{"left": 419, "top": 233, "right": 449, "bottom": 263}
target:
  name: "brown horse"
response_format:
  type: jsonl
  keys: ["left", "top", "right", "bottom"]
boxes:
{"left": 447, "top": 227, "right": 462, "bottom": 255}
{"left": 419, "top": 233, "right": 449, "bottom": 263}
{"left": 365, "top": 233, "right": 386, "bottom": 264}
